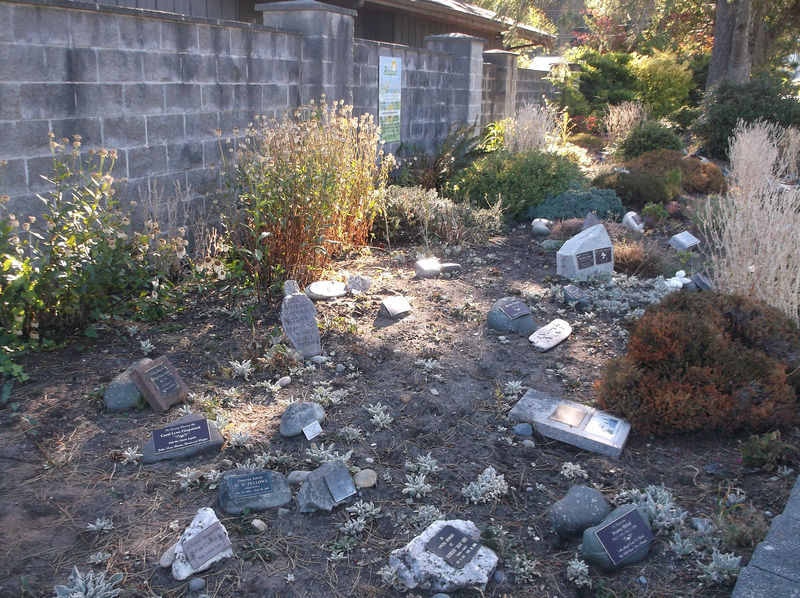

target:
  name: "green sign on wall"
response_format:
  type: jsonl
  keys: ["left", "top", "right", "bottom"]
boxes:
{"left": 379, "top": 56, "right": 401, "bottom": 142}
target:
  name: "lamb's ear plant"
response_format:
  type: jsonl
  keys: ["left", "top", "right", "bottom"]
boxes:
{"left": 53, "top": 566, "right": 123, "bottom": 598}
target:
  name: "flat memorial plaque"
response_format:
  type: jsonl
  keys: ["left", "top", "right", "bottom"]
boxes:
{"left": 182, "top": 521, "right": 232, "bottom": 570}
{"left": 529, "top": 318, "right": 572, "bottom": 352}
{"left": 130, "top": 355, "right": 188, "bottom": 413}
{"left": 576, "top": 250, "right": 595, "bottom": 270}
{"left": 669, "top": 231, "right": 700, "bottom": 251}
{"left": 425, "top": 524, "right": 481, "bottom": 569}
{"left": 594, "top": 509, "right": 655, "bottom": 566}
{"left": 584, "top": 413, "right": 623, "bottom": 441}
{"left": 594, "top": 247, "right": 612, "bottom": 265}
{"left": 324, "top": 468, "right": 357, "bottom": 503}
{"left": 380, "top": 295, "right": 412, "bottom": 318}
{"left": 228, "top": 471, "right": 274, "bottom": 498}
{"left": 562, "top": 284, "right": 586, "bottom": 302}
{"left": 303, "top": 420, "right": 323, "bottom": 440}
{"left": 152, "top": 419, "right": 212, "bottom": 455}
{"left": 498, "top": 297, "right": 530, "bottom": 320}
{"left": 550, "top": 403, "right": 588, "bottom": 428}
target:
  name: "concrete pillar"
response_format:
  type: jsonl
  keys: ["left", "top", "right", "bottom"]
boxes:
{"left": 257, "top": 0, "right": 355, "bottom": 105}
{"left": 424, "top": 33, "right": 485, "bottom": 126}
{"left": 483, "top": 49, "right": 518, "bottom": 122}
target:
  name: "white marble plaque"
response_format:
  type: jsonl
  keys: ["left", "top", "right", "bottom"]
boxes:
{"left": 529, "top": 318, "right": 572, "bottom": 351}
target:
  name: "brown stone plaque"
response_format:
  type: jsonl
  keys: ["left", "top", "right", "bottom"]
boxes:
{"left": 549, "top": 404, "right": 587, "bottom": 428}
{"left": 576, "top": 250, "right": 594, "bottom": 270}
{"left": 130, "top": 355, "right": 188, "bottom": 413}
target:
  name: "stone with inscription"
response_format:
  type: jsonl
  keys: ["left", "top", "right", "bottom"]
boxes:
{"left": 508, "top": 389, "right": 631, "bottom": 458}
{"left": 218, "top": 468, "right": 292, "bottom": 514}
{"left": 582, "top": 504, "right": 654, "bottom": 572}
{"left": 389, "top": 519, "right": 498, "bottom": 592}
{"left": 103, "top": 358, "right": 152, "bottom": 412}
{"left": 130, "top": 355, "right": 188, "bottom": 413}
{"left": 166, "top": 507, "right": 234, "bottom": 580}
{"left": 487, "top": 297, "right": 538, "bottom": 335}
{"left": 550, "top": 485, "right": 611, "bottom": 537}
{"left": 529, "top": 318, "right": 572, "bottom": 351}
{"left": 622, "top": 211, "right": 645, "bottom": 233}
{"left": 283, "top": 279, "right": 301, "bottom": 296}
{"left": 379, "top": 296, "right": 412, "bottom": 318}
{"left": 669, "top": 230, "right": 701, "bottom": 251}
{"left": 296, "top": 460, "right": 354, "bottom": 513}
{"left": 562, "top": 285, "right": 591, "bottom": 310}
{"left": 279, "top": 402, "right": 325, "bottom": 438}
{"left": 305, "top": 280, "right": 347, "bottom": 301}
{"left": 415, "top": 258, "right": 442, "bottom": 279}
{"left": 557, "top": 224, "right": 614, "bottom": 281}
{"left": 141, "top": 413, "right": 224, "bottom": 464}
{"left": 281, "top": 293, "right": 321, "bottom": 358}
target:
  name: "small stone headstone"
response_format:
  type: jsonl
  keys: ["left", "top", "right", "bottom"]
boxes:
{"left": 668, "top": 231, "right": 700, "bottom": 251}
{"left": 168, "top": 507, "right": 233, "bottom": 580}
{"left": 582, "top": 212, "right": 602, "bottom": 230}
{"left": 218, "top": 468, "right": 292, "bottom": 514}
{"left": 582, "top": 504, "right": 654, "bottom": 572}
{"left": 529, "top": 318, "right": 572, "bottom": 351}
{"left": 509, "top": 389, "right": 630, "bottom": 458}
{"left": 549, "top": 485, "right": 611, "bottom": 537}
{"left": 296, "top": 460, "right": 354, "bottom": 513}
{"left": 280, "top": 402, "right": 325, "bottom": 438}
{"left": 379, "top": 296, "right": 412, "bottom": 318}
{"left": 141, "top": 414, "right": 224, "bottom": 464}
{"left": 487, "top": 297, "right": 538, "bottom": 335}
{"left": 622, "top": 211, "right": 644, "bottom": 233}
{"left": 129, "top": 356, "right": 188, "bottom": 413}
{"left": 103, "top": 358, "right": 152, "bottom": 412}
{"left": 556, "top": 224, "right": 614, "bottom": 281}
{"left": 389, "top": 519, "right": 498, "bottom": 592}
{"left": 345, "top": 275, "right": 371, "bottom": 294}
{"left": 305, "top": 280, "right": 347, "bottom": 301}
{"left": 281, "top": 293, "right": 321, "bottom": 358}
{"left": 562, "top": 285, "right": 586, "bottom": 302}
{"left": 415, "top": 258, "right": 442, "bottom": 279}
{"left": 691, "top": 272, "right": 713, "bottom": 290}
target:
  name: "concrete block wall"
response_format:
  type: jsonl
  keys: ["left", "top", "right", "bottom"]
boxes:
{"left": 516, "top": 67, "right": 558, "bottom": 111}
{"left": 481, "top": 50, "right": 517, "bottom": 126}
{"left": 424, "top": 34, "right": 485, "bottom": 127}
{"left": 353, "top": 39, "right": 453, "bottom": 155}
{"left": 0, "top": 0, "right": 301, "bottom": 213}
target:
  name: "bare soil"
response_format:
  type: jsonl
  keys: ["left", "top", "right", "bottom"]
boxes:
{"left": 1, "top": 225, "right": 797, "bottom": 598}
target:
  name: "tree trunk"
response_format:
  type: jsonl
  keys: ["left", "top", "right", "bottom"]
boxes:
{"left": 706, "top": 0, "right": 752, "bottom": 89}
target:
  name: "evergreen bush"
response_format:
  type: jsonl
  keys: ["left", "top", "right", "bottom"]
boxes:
{"left": 616, "top": 121, "right": 684, "bottom": 160}
{"left": 529, "top": 184, "right": 624, "bottom": 221}
{"left": 593, "top": 169, "right": 675, "bottom": 210}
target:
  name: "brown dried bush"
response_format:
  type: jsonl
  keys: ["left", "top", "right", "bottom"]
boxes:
{"left": 625, "top": 149, "right": 727, "bottom": 195}
{"left": 613, "top": 238, "right": 668, "bottom": 277}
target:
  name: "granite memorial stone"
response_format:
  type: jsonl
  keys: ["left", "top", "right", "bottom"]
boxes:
{"left": 529, "top": 318, "right": 572, "bottom": 351}
{"left": 487, "top": 297, "right": 538, "bottom": 335}
{"left": 165, "top": 507, "right": 234, "bottom": 580}
{"left": 669, "top": 231, "right": 700, "bottom": 251}
{"left": 130, "top": 356, "right": 188, "bottom": 413}
{"left": 296, "top": 460, "right": 354, "bottom": 513}
{"left": 103, "top": 358, "right": 151, "bottom": 412}
{"left": 141, "top": 414, "right": 224, "bottom": 464}
{"left": 557, "top": 224, "right": 614, "bottom": 280}
{"left": 279, "top": 402, "right": 325, "bottom": 438}
{"left": 582, "top": 505, "right": 654, "bottom": 572}
{"left": 305, "top": 280, "right": 347, "bottom": 301}
{"left": 281, "top": 293, "right": 321, "bottom": 358}
{"left": 622, "top": 211, "right": 644, "bottom": 233}
{"left": 218, "top": 468, "right": 292, "bottom": 514}
{"left": 415, "top": 258, "right": 442, "bottom": 278}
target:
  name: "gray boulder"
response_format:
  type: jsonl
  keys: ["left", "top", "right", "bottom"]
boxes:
{"left": 218, "top": 468, "right": 292, "bottom": 515}
{"left": 296, "top": 460, "right": 354, "bottom": 513}
{"left": 549, "top": 485, "right": 611, "bottom": 537}
{"left": 279, "top": 402, "right": 325, "bottom": 438}
{"left": 103, "top": 358, "right": 152, "bottom": 411}
{"left": 486, "top": 297, "right": 538, "bottom": 335}
{"left": 582, "top": 504, "right": 653, "bottom": 572}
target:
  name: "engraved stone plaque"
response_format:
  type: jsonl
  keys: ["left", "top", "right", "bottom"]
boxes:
{"left": 497, "top": 297, "right": 530, "bottom": 320}
{"left": 130, "top": 355, "right": 188, "bottom": 413}
{"left": 576, "top": 250, "right": 595, "bottom": 270}
{"left": 152, "top": 419, "right": 212, "bottom": 455}
{"left": 594, "top": 247, "right": 612, "bottom": 265}
{"left": 529, "top": 318, "right": 572, "bottom": 352}
{"left": 632, "top": 213, "right": 643, "bottom": 225}
{"left": 228, "top": 471, "right": 274, "bottom": 498}
{"left": 182, "top": 521, "right": 232, "bottom": 570}
{"left": 379, "top": 295, "right": 412, "bottom": 318}
{"left": 302, "top": 420, "right": 323, "bottom": 440}
{"left": 324, "top": 467, "right": 357, "bottom": 503}
{"left": 562, "top": 284, "right": 586, "bottom": 302}
{"left": 668, "top": 231, "right": 700, "bottom": 251}
{"left": 550, "top": 404, "right": 588, "bottom": 428}
{"left": 594, "top": 509, "right": 655, "bottom": 566}
{"left": 425, "top": 524, "right": 481, "bottom": 569}
{"left": 281, "top": 293, "right": 321, "bottom": 358}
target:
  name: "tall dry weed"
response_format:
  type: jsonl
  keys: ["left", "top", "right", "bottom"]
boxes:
{"left": 702, "top": 120, "right": 800, "bottom": 325}
{"left": 603, "top": 101, "right": 650, "bottom": 146}
{"left": 505, "top": 103, "right": 558, "bottom": 153}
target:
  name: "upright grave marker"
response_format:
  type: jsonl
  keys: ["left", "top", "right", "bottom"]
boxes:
{"left": 556, "top": 224, "right": 614, "bottom": 281}
{"left": 130, "top": 356, "right": 188, "bottom": 413}
{"left": 281, "top": 292, "right": 321, "bottom": 358}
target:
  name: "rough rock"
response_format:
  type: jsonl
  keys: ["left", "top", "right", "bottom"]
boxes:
{"left": 279, "top": 402, "right": 326, "bottom": 438}
{"left": 103, "top": 358, "right": 152, "bottom": 411}
{"left": 171, "top": 507, "right": 234, "bottom": 580}
{"left": 440, "top": 263, "right": 463, "bottom": 275}
{"left": 549, "top": 485, "right": 611, "bottom": 537}
{"left": 415, "top": 258, "right": 442, "bottom": 278}
{"left": 287, "top": 470, "right": 311, "bottom": 485}
{"left": 188, "top": 578, "right": 206, "bottom": 592}
{"left": 512, "top": 423, "right": 533, "bottom": 437}
{"left": 353, "top": 469, "right": 377, "bottom": 488}
{"left": 582, "top": 504, "right": 652, "bottom": 572}
{"left": 486, "top": 297, "right": 538, "bottom": 335}
{"left": 217, "top": 468, "right": 293, "bottom": 515}
{"left": 531, "top": 222, "right": 551, "bottom": 237}
{"left": 296, "top": 460, "right": 354, "bottom": 513}
{"left": 159, "top": 543, "right": 177, "bottom": 568}
{"left": 389, "top": 519, "right": 498, "bottom": 592}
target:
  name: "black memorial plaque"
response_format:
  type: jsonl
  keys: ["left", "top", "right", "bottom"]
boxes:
{"left": 425, "top": 525, "right": 481, "bottom": 569}
{"left": 594, "top": 509, "right": 655, "bottom": 566}
{"left": 229, "top": 471, "right": 274, "bottom": 498}
{"left": 324, "top": 468, "right": 357, "bottom": 502}
{"left": 130, "top": 355, "right": 188, "bottom": 413}
{"left": 498, "top": 298, "right": 530, "bottom": 320}
{"left": 147, "top": 362, "right": 180, "bottom": 396}
{"left": 632, "top": 213, "right": 644, "bottom": 226}
{"left": 182, "top": 521, "right": 231, "bottom": 569}
{"left": 152, "top": 419, "right": 212, "bottom": 455}
{"left": 562, "top": 284, "right": 586, "bottom": 301}
{"left": 595, "top": 247, "right": 612, "bottom": 265}
{"left": 576, "top": 250, "right": 595, "bottom": 270}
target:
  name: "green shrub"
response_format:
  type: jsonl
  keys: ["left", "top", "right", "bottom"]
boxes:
{"left": 593, "top": 169, "right": 675, "bottom": 210}
{"left": 447, "top": 150, "right": 586, "bottom": 220}
{"left": 596, "top": 292, "right": 800, "bottom": 435}
{"left": 222, "top": 100, "right": 391, "bottom": 293}
{"left": 529, "top": 183, "right": 624, "bottom": 221}
{"left": 616, "top": 121, "right": 684, "bottom": 160}
{"left": 694, "top": 76, "right": 800, "bottom": 159}
{"left": 556, "top": 48, "right": 638, "bottom": 118}
{"left": 630, "top": 51, "right": 693, "bottom": 119}
{"left": 641, "top": 202, "right": 670, "bottom": 224}
{"left": 739, "top": 431, "right": 799, "bottom": 471}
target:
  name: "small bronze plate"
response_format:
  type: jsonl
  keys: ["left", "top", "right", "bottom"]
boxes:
{"left": 549, "top": 404, "right": 588, "bottom": 428}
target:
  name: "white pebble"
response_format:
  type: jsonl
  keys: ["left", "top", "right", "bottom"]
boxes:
{"left": 251, "top": 519, "right": 268, "bottom": 532}
{"left": 277, "top": 376, "right": 291, "bottom": 388}
{"left": 429, "top": 388, "right": 440, "bottom": 396}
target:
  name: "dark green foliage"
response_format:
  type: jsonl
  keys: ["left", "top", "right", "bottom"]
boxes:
{"left": 694, "top": 76, "right": 800, "bottom": 159}
{"left": 739, "top": 431, "right": 799, "bottom": 471}
{"left": 592, "top": 169, "right": 675, "bottom": 210}
{"left": 616, "top": 121, "right": 684, "bottom": 160}
{"left": 557, "top": 49, "right": 638, "bottom": 118}
{"left": 447, "top": 150, "right": 586, "bottom": 221}
{"left": 596, "top": 292, "right": 800, "bottom": 436}
{"left": 529, "top": 183, "right": 624, "bottom": 221}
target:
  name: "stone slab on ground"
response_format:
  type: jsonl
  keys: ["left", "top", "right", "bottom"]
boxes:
{"left": 668, "top": 230, "right": 700, "bottom": 251}
{"left": 747, "top": 518, "right": 800, "bottom": 583}
{"left": 529, "top": 318, "right": 572, "bottom": 351}
{"left": 217, "top": 468, "right": 292, "bottom": 515}
{"left": 170, "top": 508, "right": 233, "bottom": 580}
{"left": 389, "top": 519, "right": 498, "bottom": 592}
{"left": 379, "top": 296, "right": 412, "bottom": 318}
{"left": 732, "top": 565, "right": 800, "bottom": 598}
{"left": 305, "top": 280, "right": 347, "bottom": 300}
{"left": 556, "top": 224, "right": 614, "bottom": 281}
{"left": 415, "top": 258, "right": 442, "bottom": 278}
{"left": 509, "top": 389, "right": 630, "bottom": 458}
{"left": 103, "top": 358, "right": 151, "bottom": 411}
{"left": 141, "top": 414, "right": 224, "bottom": 464}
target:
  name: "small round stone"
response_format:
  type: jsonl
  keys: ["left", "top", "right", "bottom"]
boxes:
{"left": 188, "top": 578, "right": 206, "bottom": 592}
{"left": 430, "top": 388, "right": 440, "bottom": 396}
{"left": 251, "top": 519, "right": 268, "bottom": 532}
{"left": 399, "top": 393, "right": 412, "bottom": 404}
{"left": 353, "top": 469, "right": 377, "bottom": 488}
{"left": 278, "top": 376, "right": 291, "bottom": 387}
{"left": 521, "top": 439, "right": 536, "bottom": 449}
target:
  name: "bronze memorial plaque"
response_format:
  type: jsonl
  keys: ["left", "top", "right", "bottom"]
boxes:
{"left": 549, "top": 404, "right": 588, "bottom": 428}
{"left": 130, "top": 356, "right": 188, "bottom": 413}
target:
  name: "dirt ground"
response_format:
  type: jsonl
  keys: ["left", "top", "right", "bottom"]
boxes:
{"left": 1, "top": 225, "right": 797, "bottom": 598}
